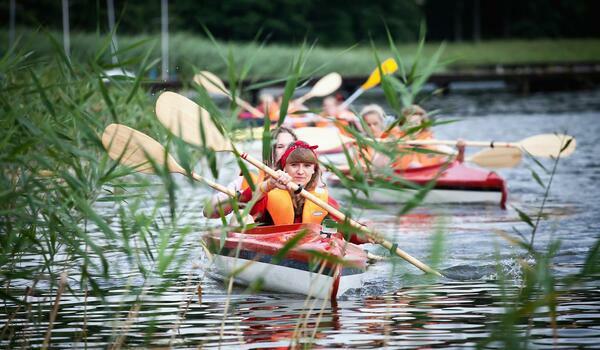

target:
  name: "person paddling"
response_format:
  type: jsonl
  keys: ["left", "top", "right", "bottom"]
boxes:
{"left": 359, "top": 104, "right": 446, "bottom": 170}
{"left": 358, "top": 104, "right": 396, "bottom": 168}
{"left": 203, "top": 127, "right": 297, "bottom": 218}
{"left": 238, "top": 140, "right": 370, "bottom": 244}
{"left": 321, "top": 96, "right": 363, "bottom": 134}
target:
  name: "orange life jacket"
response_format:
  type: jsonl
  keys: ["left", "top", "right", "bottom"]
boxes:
{"left": 258, "top": 102, "right": 281, "bottom": 122}
{"left": 240, "top": 171, "right": 263, "bottom": 191}
{"left": 392, "top": 130, "right": 446, "bottom": 170}
{"left": 266, "top": 187, "right": 329, "bottom": 225}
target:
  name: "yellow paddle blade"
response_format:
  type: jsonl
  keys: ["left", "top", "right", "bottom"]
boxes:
{"left": 310, "top": 72, "right": 342, "bottom": 97}
{"left": 361, "top": 58, "right": 399, "bottom": 90}
{"left": 155, "top": 91, "right": 233, "bottom": 152}
{"left": 520, "top": 134, "right": 576, "bottom": 158}
{"left": 468, "top": 148, "right": 522, "bottom": 169}
{"left": 101, "top": 123, "right": 183, "bottom": 174}
{"left": 193, "top": 71, "right": 228, "bottom": 95}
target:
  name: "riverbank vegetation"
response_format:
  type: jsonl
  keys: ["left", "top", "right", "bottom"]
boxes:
{"left": 3, "top": 29, "right": 600, "bottom": 82}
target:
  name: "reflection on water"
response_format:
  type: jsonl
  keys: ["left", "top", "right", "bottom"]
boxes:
{"left": 2, "top": 280, "right": 599, "bottom": 348}
{"left": 2, "top": 89, "right": 600, "bottom": 348}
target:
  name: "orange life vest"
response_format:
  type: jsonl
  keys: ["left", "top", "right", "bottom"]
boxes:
{"left": 240, "top": 171, "right": 263, "bottom": 191}
{"left": 266, "top": 187, "right": 329, "bottom": 225}
{"left": 257, "top": 101, "right": 281, "bottom": 122}
{"left": 392, "top": 130, "right": 446, "bottom": 170}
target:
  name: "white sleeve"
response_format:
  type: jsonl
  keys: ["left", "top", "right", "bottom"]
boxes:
{"left": 213, "top": 177, "right": 244, "bottom": 202}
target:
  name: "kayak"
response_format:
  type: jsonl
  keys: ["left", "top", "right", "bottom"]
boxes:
{"left": 326, "top": 160, "right": 508, "bottom": 208}
{"left": 203, "top": 223, "right": 368, "bottom": 300}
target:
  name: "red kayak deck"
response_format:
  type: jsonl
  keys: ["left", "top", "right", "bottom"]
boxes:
{"left": 330, "top": 160, "right": 508, "bottom": 208}
{"left": 203, "top": 224, "right": 368, "bottom": 299}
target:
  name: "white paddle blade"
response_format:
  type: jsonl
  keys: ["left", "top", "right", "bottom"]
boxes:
{"left": 468, "top": 148, "right": 522, "bottom": 168}
{"left": 101, "top": 124, "right": 183, "bottom": 174}
{"left": 294, "top": 127, "right": 354, "bottom": 153}
{"left": 310, "top": 72, "right": 342, "bottom": 97}
{"left": 155, "top": 91, "right": 233, "bottom": 152}
{"left": 193, "top": 71, "right": 228, "bottom": 95}
{"left": 520, "top": 134, "right": 576, "bottom": 158}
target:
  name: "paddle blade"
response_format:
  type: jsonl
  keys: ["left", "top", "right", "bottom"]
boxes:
{"left": 155, "top": 91, "right": 233, "bottom": 152}
{"left": 294, "top": 127, "right": 354, "bottom": 153}
{"left": 361, "top": 58, "right": 398, "bottom": 90}
{"left": 193, "top": 71, "right": 228, "bottom": 96}
{"left": 468, "top": 148, "right": 522, "bottom": 168}
{"left": 520, "top": 134, "right": 576, "bottom": 158}
{"left": 310, "top": 72, "right": 342, "bottom": 97}
{"left": 101, "top": 123, "right": 183, "bottom": 174}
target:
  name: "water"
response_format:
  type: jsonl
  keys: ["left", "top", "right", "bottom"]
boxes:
{"left": 2, "top": 89, "right": 600, "bottom": 348}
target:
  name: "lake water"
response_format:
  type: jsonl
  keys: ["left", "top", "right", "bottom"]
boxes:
{"left": 1, "top": 88, "right": 599, "bottom": 348}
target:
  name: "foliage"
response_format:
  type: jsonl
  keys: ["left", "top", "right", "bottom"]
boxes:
{"left": 2, "top": 0, "right": 598, "bottom": 45}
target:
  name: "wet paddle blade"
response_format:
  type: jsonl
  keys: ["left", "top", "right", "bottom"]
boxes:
{"left": 468, "top": 148, "right": 522, "bottom": 168}
{"left": 361, "top": 58, "right": 398, "bottom": 90}
{"left": 155, "top": 92, "right": 233, "bottom": 152}
{"left": 520, "top": 133, "right": 576, "bottom": 158}
{"left": 101, "top": 123, "right": 183, "bottom": 174}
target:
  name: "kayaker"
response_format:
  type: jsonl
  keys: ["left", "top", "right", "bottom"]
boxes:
{"left": 321, "top": 96, "right": 363, "bottom": 133}
{"left": 238, "top": 140, "right": 371, "bottom": 244}
{"left": 358, "top": 104, "right": 395, "bottom": 168}
{"left": 256, "top": 93, "right": 280, "bottom": 123}
{"left": 398, "top": 104, "right": 447, "bottom": 168}
{"left": 203, "top": 127, "right": 297, "bottom": 218}
{"left": 359, "top": 104, "right": 446, "bottom": 170}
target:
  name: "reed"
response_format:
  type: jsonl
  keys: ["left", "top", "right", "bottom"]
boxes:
{"left": 479, "top": 139, "right": 599, "bottom": 349}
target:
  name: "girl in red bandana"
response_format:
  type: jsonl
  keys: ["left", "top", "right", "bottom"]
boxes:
{"left": 238, "top": 141, "right": 370, "bottom": 244}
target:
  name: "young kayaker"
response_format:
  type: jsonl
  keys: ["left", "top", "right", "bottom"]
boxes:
{"left": 321, "top": 96, "right": 363, "bottom": 133}
{"left": 358, "top": 104, "right": 395, "bottom": 168}
{"left": 359, "top": 104, "right": 446, "bottom": 170}
{"left": 203, "top": 127, "right": 297, "bottom": 218}
{"left": 256, "top": 93, "right": 280, "bottom": 124}
{"left": 237, "top": 140, "right": 370, "bottom": 244}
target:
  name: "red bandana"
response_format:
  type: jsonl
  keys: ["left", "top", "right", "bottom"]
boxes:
{"left": 279, "top": 140, "right": 319, "bottom": 168}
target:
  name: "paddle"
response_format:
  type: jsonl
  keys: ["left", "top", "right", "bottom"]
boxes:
{"left": 339, "top": 58, "right": 399, "bottom": 109}
{"left": 294, "top": 72, "right": 342, "bottom": 105}
{"left": 101, "top": 123, "right": 236, "bottom": 197}
{"left": 155, "top": 91, "right": 442, "bottom": 277}
{"left": 405, "top": 134, "right": 576, "bottom": 158}
{"left": 193, "top": 71, "right": 264, "bottom": 118}
{"left": 467, "top": 148, "right": 522, "bottom": 168}
{"left": 294, "top": 127, "right": 574, "bottom": 167}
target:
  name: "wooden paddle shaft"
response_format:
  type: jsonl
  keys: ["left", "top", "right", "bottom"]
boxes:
{"left": 238, "top": 152, "right": 442, "bottom": 277}
{"left": 191, "top": 172, "right": 236, "bottom": 197}
{"left": 406, "top": 139, "right": 518, "bottom": 148}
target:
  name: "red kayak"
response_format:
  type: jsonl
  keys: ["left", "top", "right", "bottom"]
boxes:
{"left": 327, "top": 160, "right": 507, "bottom": 208}
{"left": 203, "top": 223, "right": 368, "bottom": 300}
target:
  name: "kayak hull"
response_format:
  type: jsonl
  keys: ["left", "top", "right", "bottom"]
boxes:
{"left": 327, "top": 160, "right": 507, "bottom": 208}
{"left": 204, "top": 224, "right": 367, "bottom": 300}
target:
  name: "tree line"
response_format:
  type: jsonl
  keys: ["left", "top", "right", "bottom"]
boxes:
{"left": 2, "top": 0, "right": 598, "bottom": 45}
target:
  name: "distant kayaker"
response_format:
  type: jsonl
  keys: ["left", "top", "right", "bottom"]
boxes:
{"left": 256, "top": 93, "right": 280, "bottom": 123}
{"left": 359, "top": 104, "right": 446, "bottom": 170}
{"left": 238, "top": 140, "right": 370, "bottom": 244}
{"left": 321, "top": 96, "right": 363, "bottom": 134}
{"left": 398, "top": 104, "right": 447, "bottom": 168}
{"left": 203, "top": 127, "right": 297, "bottom": 219}
{"left": 358, "top": 104, "right": 395, "bottom": 168}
